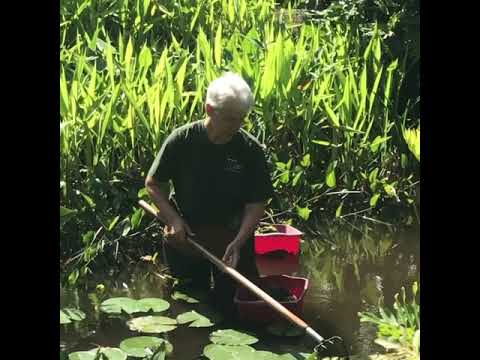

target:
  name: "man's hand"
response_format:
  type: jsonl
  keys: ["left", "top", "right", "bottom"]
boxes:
{"left": 222, "top": 240, "right": 241, "bottom": 268}
{"left": 163, "top": 216, "right": 195, "bottom": 249}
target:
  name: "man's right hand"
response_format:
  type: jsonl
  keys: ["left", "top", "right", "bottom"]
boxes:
{"left": 163, "top": 216, "right": 195, "bottom": 250}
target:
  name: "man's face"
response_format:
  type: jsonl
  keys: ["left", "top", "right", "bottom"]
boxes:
{"left": 214, "top": 105, "right": 246, "bottom": 136}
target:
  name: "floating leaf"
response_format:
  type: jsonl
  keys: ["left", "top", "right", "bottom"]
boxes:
{"left": 203, "top": 344, "right": 256, "bottom": 360}
{"left": 176, "top": 310, "right": 214, "bottom": 327}
{"left": 127, "top": 316, "right": 177, "bottom": 333}
{"left": 60, "top": 310, "right": 71, "bottom": 324}
{"left": 100, "top": 297, "right": 139, "bottom": 314}
{"left": 171, "top": 291, "right": 200, "bottom": 303}
{"left": 255, "top": 351, "right": 281, "bottom": 360}
{"left": 120, "top": 337, "right": 172, "bottom": 358}
{"left": 136, "top": 298, "right": 170, "bottom": 313}
{"left": 209, "top": 329, "right": 259, "bottom": 345}
{"left": 60, "top": 308, "right": 86, "bottom": 323}
{"left": 68, "top": 347, "right": 127, "bottom": 360}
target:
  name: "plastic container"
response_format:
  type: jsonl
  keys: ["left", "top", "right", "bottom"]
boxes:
{"left": 255, "top": 253, "right": 300, "bottom": 276}
{"left": 234, "top": 275, "right": 309, "bottom": 323}
{"left": 254, "top": 224, "right": 303, "bottom": 255}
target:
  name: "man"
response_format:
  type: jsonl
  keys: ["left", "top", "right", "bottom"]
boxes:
{"left": 145, "top": 72, "right": 274, "bottom": 316}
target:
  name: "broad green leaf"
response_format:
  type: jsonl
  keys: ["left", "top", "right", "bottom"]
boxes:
{"left": 171, "top": 291, "right": 200, "bottom": 303}
{"left": 60, "top": 310, "right": 71, "bottom": 324}
{"left": 124, "top": 37, "right": 133, "bottom": 77}
{"left": 108, "top": 216, "right": 120, "bottom": 231}
{"left": 100, "top": 297, "right": 139, "bottom": 314}
{"left": 203, "top": 344, "right": 256, "bottom": 360}
{"left": 209, "top": 329, "right": 259, "bottom": 345}
{"left": 300, "top": 154, "right": 311, "bottom": 168}
{"left": 383, "top": 184, "right": 397, "bottom": 198}
{"left": 255, "top": 351, "right": 281, "bottom": 360}
{"left": 68, "top": 348, "right": 127, "bottom": 360}
{"left": 326, "top": 162, "right": 336, "bottom": 188}
{"left": 127, "top": 316, "right": 177, "bottom": 333}
{"left": 120, "top": 337, "right": 172, "bottom": 358}
{"left": 176, "top": 310, "right": 214, "bottom": 327}
{"left": 79, "top": 192, "right": 96, "bottom": 208}
{"left": 62, "top": 308, "right": 86, "bottom": 322}
{"left": 370, "top": 136, "right": 391, "bottom": 153}
{"left": 136, "top": 298, "right": 170, "bottom": 313}
{"left": 335, "top": 202, "right": 343, "bottom": 218}
{"left": 370, "top": 193, "right": 380, "bottom": 207}
{"left": 214, "top": 23, "right": 223, "bottom": 66}
{"left": 130, "top": 208, "right": 143, "bottom": 230}
{"left": 312, "top": 140, "right": 342, "bottom": 148}
{"left": 323, "top": 102, "right": 340, "bottom": 127}
{"left": 413, "top": 330, "right": 420, "bottom": 353}
{"left": 60, "top": 206, "right": 77, "bottom": 217}
{"left": 296, "top": 206, "right": 312, "bottom": 221}
{"left": 292, "top": 172, "right": 302, "bottom": 187}
{"left": 139, "top": 45, "right": 152, "bottom": 70}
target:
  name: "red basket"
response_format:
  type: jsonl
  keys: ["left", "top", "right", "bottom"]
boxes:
{"left": 234, "top": 275, "right": 309, "bottom": 323}
{"left": 255, "top": 224, "right": 303, "bottom": 255}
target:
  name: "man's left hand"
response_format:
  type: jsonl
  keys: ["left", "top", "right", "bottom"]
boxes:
{"left": 222, "top": 241, "right": 241, "bottom": 268}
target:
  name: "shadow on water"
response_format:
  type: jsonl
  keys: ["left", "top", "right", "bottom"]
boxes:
{"left": 60, "top": 223, "right": 419, "bottom": 358}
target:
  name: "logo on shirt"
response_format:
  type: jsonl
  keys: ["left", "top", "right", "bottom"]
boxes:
{"left": 225, "top": 157, "right": 243, "bottom": 173}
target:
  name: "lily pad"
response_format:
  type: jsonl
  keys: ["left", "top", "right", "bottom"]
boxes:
{"left": 60, "top": 310, "right": 71, "bottom": 324}
{"left": 60, "top": 308, "right": 86, "bottom": 324}
{"left": 136, "top": 298, "right": 170, "bottom": 313}
{"left": 255, "top": 351, "right": 282, "bottom": 359}
{"left": 119, "top": 336, "right": 173, "bottom": 358}
{"left": 266, "top": 321, "right": 304, "bottom": 337}
{"left": 176, "top": 310, "right": 215, "bottom": 327}
{"left": 100, "top": 297, "right": 139, "bottom": 314}
{"left": 127, "top": 316, "right": 177, "bottom": 333}
{"left": 68, "top": 347, "right": 127, "bottom": 360}
{"left": 253, "top": 352, "right": 314, "bottom": 360}
{"left": 209, "top": 329, "right": 259, "bottom": 345}
{"left": 171, "top": 291, "right": 200, "bottom": 303}
{"left": 203, "top": 344, "right": 256, "bottom": 360}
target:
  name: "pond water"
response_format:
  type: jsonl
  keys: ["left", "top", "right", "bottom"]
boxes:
{"left": 60, "top": 224, "right": 419, "bottom": 359}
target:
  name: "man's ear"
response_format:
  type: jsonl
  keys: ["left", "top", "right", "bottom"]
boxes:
{"left": 206, "top": 103, "right": 214, "bottom": 115}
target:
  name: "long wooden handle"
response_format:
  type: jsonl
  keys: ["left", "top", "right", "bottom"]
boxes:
{"left": 138, "top": 200, "right": 325, "bottom": 343}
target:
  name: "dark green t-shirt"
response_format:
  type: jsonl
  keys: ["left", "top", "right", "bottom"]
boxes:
{"left": 148, "top": 120, "right": 274, "bottom": 226}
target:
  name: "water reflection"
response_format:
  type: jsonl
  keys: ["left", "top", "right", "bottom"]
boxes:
{"left": 60, "top": 224, "right": 419, "bottom": 358}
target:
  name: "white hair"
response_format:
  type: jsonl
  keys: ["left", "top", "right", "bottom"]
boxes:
{"left": 206, "top": 72, "right": 254, "bottom": 116}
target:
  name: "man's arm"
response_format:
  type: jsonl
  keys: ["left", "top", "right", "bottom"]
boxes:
{"left": 145, "top": 175, "right": 193, "bottom": 245}
{"left": 222, "top": 201, "right": 266, "bottom": 267}
{"left": 145, "top": 175, "right": 180, "bottom": 225}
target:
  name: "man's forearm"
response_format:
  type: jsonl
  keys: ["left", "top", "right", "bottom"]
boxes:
{"left": 145, "top": 176, "right": 181, "bottom": 225}
{"left": 234, "top": 202, "right": 266, "bottom": 247}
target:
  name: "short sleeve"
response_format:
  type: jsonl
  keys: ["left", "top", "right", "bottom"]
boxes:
{"left": 147, "top": 132, "right": 180, "bottom": 183}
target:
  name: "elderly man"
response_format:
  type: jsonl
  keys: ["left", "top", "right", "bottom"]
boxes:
{"left": 145, "top": 72, "right": 273, "bottom": 315}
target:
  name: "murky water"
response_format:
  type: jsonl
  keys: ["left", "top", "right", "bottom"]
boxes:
{"left": 60, "top": 224, "right": 419, "bottom": 358}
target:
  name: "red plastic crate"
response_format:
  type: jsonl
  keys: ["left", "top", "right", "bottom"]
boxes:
{"left": 255, "top": 224, "right": 303, "bottom": 255}
{"left": 255, "top": 253, "right": 300, "bottom": 276}
{"left": 234, "top": 275, "right": 309, "bottom": 323}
